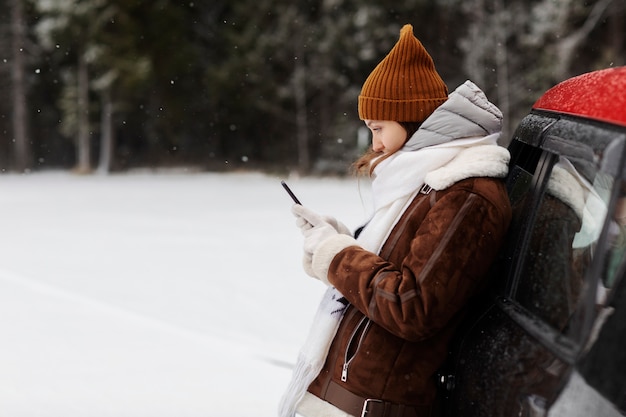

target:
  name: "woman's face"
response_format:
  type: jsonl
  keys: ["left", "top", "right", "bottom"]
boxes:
{"left": 364, "top": 120, "right": 407, "bottom": 154}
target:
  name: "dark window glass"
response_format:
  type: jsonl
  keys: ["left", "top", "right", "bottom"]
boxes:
{"left": 600, "top": 180, "right": 626, "bottom": 294}
{"left": 515, "top": 153, "right": 614, "bottom": 334}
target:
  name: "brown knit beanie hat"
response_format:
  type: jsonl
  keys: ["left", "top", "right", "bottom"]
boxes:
{"left": 358, "top": 24, "right": 448, "bottom": 122}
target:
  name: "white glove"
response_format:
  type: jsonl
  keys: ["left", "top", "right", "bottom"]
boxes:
{"left": 301, "top": 252, "right": 316, "bottom": 278}
{"left": 292, "top": 205, "right": 359, "bottom": 283}
{"left": 294, "top": 209, "right": 351, "bottom": 237}
{"left": 316, "top": 217, "right": 351, "bottom": 278}
{"left": 322, "top": 216, "right": 352, "bottom": 236}
{"left": 292, "top": 205, "right": 340, "bottom": 255}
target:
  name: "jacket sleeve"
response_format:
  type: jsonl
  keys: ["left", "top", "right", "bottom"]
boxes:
{"left": 325, "top": 187, "right": 510, "bottom": 342}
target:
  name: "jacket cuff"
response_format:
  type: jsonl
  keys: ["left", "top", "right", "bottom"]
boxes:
{"left": 312, "top": 234, "right": 359, "bottom": 284}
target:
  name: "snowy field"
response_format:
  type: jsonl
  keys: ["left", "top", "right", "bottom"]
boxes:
{"left": 0, "top": 171, "right": 371, "bottom": 417}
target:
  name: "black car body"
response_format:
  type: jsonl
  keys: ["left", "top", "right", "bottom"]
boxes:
{"left": 442, "top": 66, "right": 626, "bottom": 417}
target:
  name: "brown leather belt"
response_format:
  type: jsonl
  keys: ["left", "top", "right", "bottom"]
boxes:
{"left": 323, "top": 380, "right": 433, "bottom": 417}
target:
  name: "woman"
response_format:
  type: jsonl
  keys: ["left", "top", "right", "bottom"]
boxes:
{"left": 280, "top": 24, "right": 512, "bottom": 417}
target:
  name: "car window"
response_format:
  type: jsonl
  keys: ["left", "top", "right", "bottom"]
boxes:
{"left": 499, "top": 115, "right": 626, "bottom": 351}
{"left": 510, "top": 130, "right": 623, "bottom": 337}
{"left": 600, "top": 180, "right": 626, "bottom": 293}
{"left": 515, "top": 157, "right": 611, "bottom": 332}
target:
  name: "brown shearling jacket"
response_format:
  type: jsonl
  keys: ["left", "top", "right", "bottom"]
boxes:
{"left": 307, "top": 176, "right": 512, "bottom": 411}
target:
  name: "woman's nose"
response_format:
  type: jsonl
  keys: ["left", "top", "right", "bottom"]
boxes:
{"left": 372, "top": 137, "right": 383, "bottom": 152}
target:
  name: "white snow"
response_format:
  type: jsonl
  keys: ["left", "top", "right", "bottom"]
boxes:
{"left": 0, "top": 171, "right": 371, "bottom": 417}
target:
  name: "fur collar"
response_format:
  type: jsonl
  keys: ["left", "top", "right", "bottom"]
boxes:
{"left": 425, "top": 144, "right": 510, "bottom": 190}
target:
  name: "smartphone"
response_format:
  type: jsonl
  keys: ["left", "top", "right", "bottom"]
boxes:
{"left": 281, "top": 180, "right": 302, "bottom": 205}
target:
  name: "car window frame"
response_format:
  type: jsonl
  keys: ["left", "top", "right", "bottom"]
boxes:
{"left": 498, "top": 112, "right": 626, "bottom": 363}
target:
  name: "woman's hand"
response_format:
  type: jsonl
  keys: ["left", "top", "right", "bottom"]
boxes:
{"left": 292, "top": 205, "right": 357, "bottom": 283}
{"left": 292, "top": 205, "right": 348, "bottom": 255}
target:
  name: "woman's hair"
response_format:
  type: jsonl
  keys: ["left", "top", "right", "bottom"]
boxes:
{"left": 400, "top": 122, "right": 422, "bottom": 139}
{"left": 351, "top": 121, "right": 422, "bottom": 176}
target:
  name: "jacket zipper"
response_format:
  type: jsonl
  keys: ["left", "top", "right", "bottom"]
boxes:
{"left": 341, "top": 316, "right": 371, "bottom": 382}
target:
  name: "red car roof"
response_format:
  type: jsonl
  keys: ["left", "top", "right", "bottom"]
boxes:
{"left": 533, "top": 66, "right": 626, "bottom": 127}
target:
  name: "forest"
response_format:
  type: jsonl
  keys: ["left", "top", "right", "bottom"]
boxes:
{"left": 0, "top": 0, "right": 624, "bottom": 175}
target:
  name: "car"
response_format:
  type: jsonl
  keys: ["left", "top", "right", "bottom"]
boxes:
{"left": 441, "top": 66, "right": 626, "bottom": 417}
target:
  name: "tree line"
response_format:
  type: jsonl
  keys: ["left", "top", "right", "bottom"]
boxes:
{"left": 1, "top": 0, "right": 624, "bottom": 175}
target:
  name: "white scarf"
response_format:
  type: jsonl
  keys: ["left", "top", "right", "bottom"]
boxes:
{"left": 277, "top": 286, "right": 350, "bottom": 417}
{"left": 279, "top": 81, "right": 508, "bottom": 417}
{"left": 357, "top": 135, "right": 503, "bottom": 255}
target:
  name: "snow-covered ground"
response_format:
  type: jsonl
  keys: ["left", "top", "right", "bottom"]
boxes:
{"left": 0, "top": 171, "right": 371, "bottom": 417}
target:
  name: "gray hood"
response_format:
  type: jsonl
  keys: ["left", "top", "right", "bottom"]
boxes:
{"left": 404, "top": 80, "right": 503, "bottom": 152}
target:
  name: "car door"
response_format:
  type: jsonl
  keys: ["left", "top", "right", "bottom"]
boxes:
{"left": 442, "top": 110, "right": 626, "bottom": 417}
{"left": 548, "top": 169, "right": 626, "bottom": 417}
